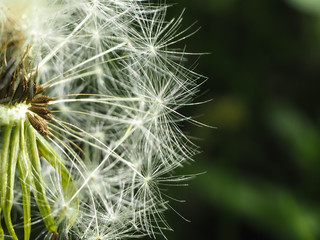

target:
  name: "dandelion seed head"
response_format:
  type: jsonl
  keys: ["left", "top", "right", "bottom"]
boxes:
{"left": 1, "top": 0, "right": 204, "bottom": 239}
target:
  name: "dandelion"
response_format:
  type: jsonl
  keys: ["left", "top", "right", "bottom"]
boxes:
{"left": 0, "top": 0, "right": 203, "bottom": 239}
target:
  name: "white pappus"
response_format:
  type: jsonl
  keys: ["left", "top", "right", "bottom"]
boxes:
{"left": 0, "top": 0, "right": 203, "bottom": 239}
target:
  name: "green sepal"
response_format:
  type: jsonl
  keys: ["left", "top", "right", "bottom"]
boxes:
{"left": 18, "top": 153, "right": 32, "bottom": 240}
{"left": 24, "top": 121, "right": 57, "bottom": 233}
{"left": 0, "top": 125, "right": 12, "bottom": 239}
{"left": 18, "top": 121, "right": 31, "bottom": 240}
{"left": 0, "top": 126, "right": 12, "bottom": 208}
{"left": 3, "top": 124, "right": 20, "bottom": 240}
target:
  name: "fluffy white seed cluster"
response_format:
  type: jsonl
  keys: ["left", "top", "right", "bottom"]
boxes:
{"left": 0, "top": 0, "right": 201, "bottom": 239}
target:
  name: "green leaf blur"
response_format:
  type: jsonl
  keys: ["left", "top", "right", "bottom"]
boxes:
{"left": 162, "top": 0, "right": 320, "bottom": 239}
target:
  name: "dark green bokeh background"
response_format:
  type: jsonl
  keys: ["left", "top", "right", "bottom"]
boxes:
{"left": 163, "top": 0, "right": 320, "bottom": 239}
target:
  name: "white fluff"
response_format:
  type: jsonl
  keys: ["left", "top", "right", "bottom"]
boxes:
{"left": 0, "top": 1, "right": 202, "bottom": 239}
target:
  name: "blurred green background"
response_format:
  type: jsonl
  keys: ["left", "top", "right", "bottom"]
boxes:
{"left": 163, "top": 0, "right": 320, "bottom": 239}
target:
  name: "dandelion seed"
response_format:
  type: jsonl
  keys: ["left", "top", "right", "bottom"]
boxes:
{"left": 0, "top": 0, "right": 203, "bottom": 239}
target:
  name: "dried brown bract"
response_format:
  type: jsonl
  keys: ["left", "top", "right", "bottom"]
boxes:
{"left": 0, "top": 47, "right": 53, "bottom": 137}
